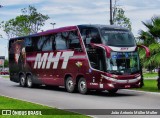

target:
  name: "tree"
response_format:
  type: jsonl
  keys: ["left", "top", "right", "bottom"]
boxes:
{"left": 138, "top": 16, "right": 160, "bottom": 70}
{"left": 4, "top": 60, "right": 9, "bottom": 67}
{"left": 1, "top": 5, "right": 49, "bottom": 38}
{"left": 111, "top": 0, "right": 132, "bottom": 30}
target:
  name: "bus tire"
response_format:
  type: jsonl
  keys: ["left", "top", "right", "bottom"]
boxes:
{"left": 19, "top": 74, "right": 26, "bottom": 87}
{"left": 26, "top": 75, "right": 34, "bottom": 88}
{"left": 65, "top": 76, "right": 76, "bottom": 93}
{"left": 108, "top": 89, "right": 118, "bottom": 94}
{"left": 78, "top": 77, "right": 88, "bottom": 94}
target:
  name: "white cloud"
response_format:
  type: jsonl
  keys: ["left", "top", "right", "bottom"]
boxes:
{"left": 49, "top": 0, "right": 79, "bottom": 4}
{"left": 0, "top": 10, "right": 21, "bottom": 17}
{"left": 40, "top": 5, "right": 108, "bottom": 16}
{"left": 0, "top": 0, "right": 44, "bottom": 6}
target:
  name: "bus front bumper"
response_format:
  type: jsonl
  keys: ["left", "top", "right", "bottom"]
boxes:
{"left": 88, "top": 75, "right": 141, "bottom": 90}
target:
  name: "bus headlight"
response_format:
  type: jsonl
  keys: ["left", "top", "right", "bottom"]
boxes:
{"left": 101, "top": 75, "right": 116, "bottom": 82}
{"left": 136, "top": 76, "right": 141, "bottom": 80}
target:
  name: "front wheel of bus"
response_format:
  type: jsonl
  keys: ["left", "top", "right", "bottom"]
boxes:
{"left": 19, "top": 75, "right": 26, "bottom": 87}
{"left": 78, "top": 78, "right": 88, "bottom": 94}
{"left": 65, "top": 76, "right": 76, "bottom": 93}
{"left": 27, "top": 75, "right": 34, "bottom": 88}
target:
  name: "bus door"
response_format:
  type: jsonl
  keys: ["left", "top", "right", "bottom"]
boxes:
{"left": 80, "top": 28, "right": 106, "bottom": 71}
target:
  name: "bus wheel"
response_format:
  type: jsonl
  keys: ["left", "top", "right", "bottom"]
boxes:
{"left": 26, "top": 75, "right": 34, "bottom": 88}
{"left": 65, "top": 76, "right": 75, "bottom": 93}
{"left": 78, "top": 77, "right": 88, "bottom": 94}
{"left": 19, "top": 75, "right": 26, "bottom": 87}
{"left": 108, "top": 89, "right": 118, "bottom": 94}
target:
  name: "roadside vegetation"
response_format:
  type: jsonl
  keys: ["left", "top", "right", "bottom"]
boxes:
{"left": 0, "top": 96, "right": 87, "bottom": 118}
{"left": 0, "top": 75, "right": 9, "bottom": 78}
{"left": 143, "top": 72, "right": 158, "bottom": 78}
{"left": 138, "top": 16, "right": 160, "bottom": 70}
{"left": 134, "top": 79, "right": 160, "bottom": 92}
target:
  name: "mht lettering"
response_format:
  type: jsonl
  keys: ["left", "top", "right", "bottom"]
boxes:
{"left": 33, "top": 51, "right": 74, "bottom": 69}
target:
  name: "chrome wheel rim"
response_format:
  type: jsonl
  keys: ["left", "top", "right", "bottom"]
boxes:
{"left": 27, "top": 77, "right": 32, "bottom": 87}
{"left": 20, "top": 76, "right": 25, "bottom": 86}
{"left": 80, "top": 81, "right": 86, "bottom": 91}
{"left": 67, "top": 79, "right": 74, "bottom": 90}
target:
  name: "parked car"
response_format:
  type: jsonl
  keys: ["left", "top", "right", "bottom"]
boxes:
{"left": 0, "top": 70, "right": 9, "bottom": 75}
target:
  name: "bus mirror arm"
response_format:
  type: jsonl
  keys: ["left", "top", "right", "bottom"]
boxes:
{"left": 137, "top": 45, "right": 150, "bottom": 58}
{"left": 90, "top": 43, "right": 111, "bottom": 58}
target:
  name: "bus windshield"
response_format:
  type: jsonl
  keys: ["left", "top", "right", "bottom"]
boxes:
{"left": 101, "top": 29, "right": 136, "bottom": 47}
{"left": 107, "top": 52, "right": 140, "bottom": 75}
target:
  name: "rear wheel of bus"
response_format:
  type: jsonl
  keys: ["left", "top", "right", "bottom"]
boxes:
{"left": 19, "top": 74, "right": 26, "bottom": 87}
{"left": 65, "top": 76, "right": 76, "bottom": 93}
{"left": 78, "top": 77, "right": 88, "bottom": 94}
{"left": 26, "top": 75, "right": 34, "bottom": 88}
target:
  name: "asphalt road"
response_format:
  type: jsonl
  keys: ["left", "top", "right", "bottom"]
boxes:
{"left": 0, "top": 76, "right": 160, "bottom": 118}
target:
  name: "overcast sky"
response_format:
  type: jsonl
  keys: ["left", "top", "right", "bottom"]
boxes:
{"left": 0, "top": 0, "right": 160, "bottom": 58}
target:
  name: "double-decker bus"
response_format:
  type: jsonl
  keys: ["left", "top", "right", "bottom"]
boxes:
{"left": 9, "top": 25, "right": 150, "bottom": 94}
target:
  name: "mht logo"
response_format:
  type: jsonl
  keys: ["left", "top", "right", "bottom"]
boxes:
{"left": 34, "top": 51, "right": 74, "bottom": 69}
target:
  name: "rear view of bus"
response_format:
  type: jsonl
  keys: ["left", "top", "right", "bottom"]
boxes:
{"left": 9, "top": 24, "right": 149, "bottom": 94}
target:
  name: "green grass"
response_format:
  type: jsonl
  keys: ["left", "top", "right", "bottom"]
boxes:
{"left": 0, "top": 75, "right": 9, "bottom": 79}
{"left": 134, "top": 79, "right": 160, "bottom": 92}
{"left": 0, "top": 96, "right": 88, "bottom": 118}
{"left": 143, "top": 73, "right": 158, "bottom": 78}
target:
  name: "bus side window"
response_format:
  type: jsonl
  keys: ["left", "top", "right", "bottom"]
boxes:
{"left": 55, "top": 33, "right": 68, "bottom": 50}
{"left": 40, "top": 36, "right": 53, "bottom": 51}
{"left": 68, "top": 31, "right": 82, "bottom": 50}
{"left": 81, "top": 28, "right": 101, "bottom": 48}
{"left": 25, "top": 37, "right": 34, "bottom": 52}
{"left": 90, "top": 29, "right": 101, "bottom": 44}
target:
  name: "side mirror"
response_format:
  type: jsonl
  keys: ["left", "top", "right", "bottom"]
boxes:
{"left": 137, "top": 45, "right": 150, "bottom": 58}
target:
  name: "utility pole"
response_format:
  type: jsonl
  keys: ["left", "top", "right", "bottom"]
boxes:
{"left": 110, "top": 0, "right": 113, "bottom": 25}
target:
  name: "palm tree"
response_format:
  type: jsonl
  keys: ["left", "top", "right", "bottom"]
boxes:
{"left": 139, "top": 16, "right": 160, "bottom": 71}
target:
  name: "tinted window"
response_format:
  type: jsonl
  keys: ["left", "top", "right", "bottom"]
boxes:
{"left": 25, "top": 37, "right": 32, "bottom": 47}
{"left": 37, "top": 36, "right": 55, "bottom": 51}
{"left": 68, "top": 31, "right": 81, "bottom": 49}
{"left": 55, "top": 33, "right": 68, "bottom": 50}
{"left": 24, "top": 30, "right": 81, "bottom": 52}
{"left": 101, "top": 30, "right": 136, "bottom": 47}
{"left": 80, "top": 28, "right": 101, "bottom": 47}
{"left": 25, "top": 36, "right": 39, "bottom": 52}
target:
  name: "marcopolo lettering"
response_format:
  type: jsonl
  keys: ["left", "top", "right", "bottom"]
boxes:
{"left": 34, "top": 51, "right": 74, "bottom": 69}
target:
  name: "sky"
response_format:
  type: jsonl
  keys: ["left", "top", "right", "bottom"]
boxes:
{"left": 0, "top": 0, "right": 160, "bottom": 59}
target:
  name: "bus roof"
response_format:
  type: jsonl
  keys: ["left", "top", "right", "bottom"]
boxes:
{"left": 9, "top": 26, "right": 77, "bottom": 41}
{"left": 9, "top": 24, "right": 128, "bottom": 41}
{"left": 78, "top": 24, "right": 129, "bottom": 31}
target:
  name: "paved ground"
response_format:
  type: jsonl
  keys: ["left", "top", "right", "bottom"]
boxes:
{"left": 0, "top": 76, "right": 160, "bottom": 118}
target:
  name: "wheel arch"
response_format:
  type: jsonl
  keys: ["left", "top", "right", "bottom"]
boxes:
{"left": 18, "top": 72, "right": 26, "bottom": 81}
{"left": 64, "top": 74, "right": 72, "bottom": 87}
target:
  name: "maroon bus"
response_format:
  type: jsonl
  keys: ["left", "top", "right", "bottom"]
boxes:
{"left": 9, "top": 25, "right": 150, "bottom": 94}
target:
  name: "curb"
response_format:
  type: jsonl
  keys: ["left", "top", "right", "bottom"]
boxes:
{"left": 124, "top": 89, "right": 160, "bottom": 95}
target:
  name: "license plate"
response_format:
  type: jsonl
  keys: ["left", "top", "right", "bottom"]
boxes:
{"left": 125, "top": 85, "right": 131, "bottom": 88}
